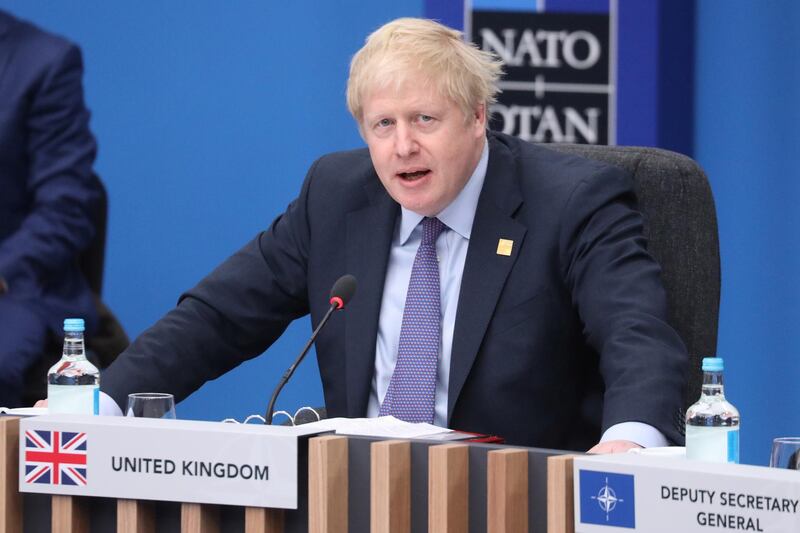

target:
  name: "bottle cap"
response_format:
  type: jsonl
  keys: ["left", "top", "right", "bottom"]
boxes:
{"left": 702, "top": 357, "right": 724, "bottom": 372}
{"left": 63, "top": 318, "right": 85, "bottom": 332}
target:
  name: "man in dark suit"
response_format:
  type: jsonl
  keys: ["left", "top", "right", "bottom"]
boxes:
{"left": 101, "top": 18, "right": 687, "bottom": 451}
{"left": 0, "top": 10, "right": 100, "bottom": 407}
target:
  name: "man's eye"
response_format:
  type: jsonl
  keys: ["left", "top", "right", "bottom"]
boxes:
{"left": 419, "top": 114, "right": 433, "bottom": 122}
{"left": 377, "top": 118, "right": 392, "bottom": 128}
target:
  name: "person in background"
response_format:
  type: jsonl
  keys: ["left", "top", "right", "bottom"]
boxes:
{"left": 98, "top": 18, "right": 687, "bottom": 453}
{"left": 0, "top": 10, "right": 101, "bottom": 407}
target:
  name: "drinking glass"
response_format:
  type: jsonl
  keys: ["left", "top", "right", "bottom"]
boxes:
{"left": 126, "top": 393, "right": 176, "bottom": 419}
{"left": 769, "top": 437, "right": 800, "bottom": 469}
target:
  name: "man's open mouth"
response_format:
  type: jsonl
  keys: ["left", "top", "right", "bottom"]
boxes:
{"left": 398, "top": 170, "right": 430, "bottom": 181}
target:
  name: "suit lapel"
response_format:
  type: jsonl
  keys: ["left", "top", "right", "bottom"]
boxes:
{"left": 344, "top": 177, "right": 398, "bottom": 417}
{"left": 447, "top": 136, "right": 527, "bottom": 420}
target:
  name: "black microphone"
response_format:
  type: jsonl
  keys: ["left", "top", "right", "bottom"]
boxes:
{"left": 264, "top": 274, "right": 357, "bottom": 424}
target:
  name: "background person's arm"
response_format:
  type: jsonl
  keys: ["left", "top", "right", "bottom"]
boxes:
{"left": 0, "top": 44, "right": 98, "bottom": 296}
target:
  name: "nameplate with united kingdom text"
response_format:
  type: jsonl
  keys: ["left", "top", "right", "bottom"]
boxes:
{"left": 19, "top": 414, "right": 328, "bottom": 508}
{"left": 574, "top": 453, "right": 800, "bottom": 532}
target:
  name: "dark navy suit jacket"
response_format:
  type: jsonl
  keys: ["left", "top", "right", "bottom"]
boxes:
{"left": 0, "top": 11, "right": 99, "bottom": 334}
{"left": 103, "top": 132, "right": 687, "bottom": 450}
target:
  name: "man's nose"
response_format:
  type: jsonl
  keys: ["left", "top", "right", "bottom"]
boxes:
{"left": 394, "top": 123, "right": 419, "bottom": 158}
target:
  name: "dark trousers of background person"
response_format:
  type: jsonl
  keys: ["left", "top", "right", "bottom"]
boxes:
{"left": 0, "top": 298, "right": 48, "bottom": 407}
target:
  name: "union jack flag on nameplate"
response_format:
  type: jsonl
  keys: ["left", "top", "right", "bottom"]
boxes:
{"left": 24, "top": 430, "right": 88, "bottom": 486}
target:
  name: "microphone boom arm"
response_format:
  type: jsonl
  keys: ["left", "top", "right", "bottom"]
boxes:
{"left": 264, "top": 302, "right": 339, "bottom": 425}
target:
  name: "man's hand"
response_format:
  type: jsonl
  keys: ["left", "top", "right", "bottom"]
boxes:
{"left": 34, "top": 399, "right": 48, "bottom": 408}
{"left": 588, "top": 440, "right": 642, "bottom": 454}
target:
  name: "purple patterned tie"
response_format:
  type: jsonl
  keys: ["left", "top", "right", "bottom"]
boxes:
{"left": 380, "top": 217, "right": 445, "bottom": 423}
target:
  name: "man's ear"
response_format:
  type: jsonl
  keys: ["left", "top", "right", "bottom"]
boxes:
{"left": 473, "top": 104, "right": 487, "bottom": 132}
{"left": 475, "top": 104, "right": 488, "bottom": 129}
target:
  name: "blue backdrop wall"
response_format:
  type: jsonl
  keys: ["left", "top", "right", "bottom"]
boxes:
{"left": 3, "top": 1, "right": 797, "bottom": 465}
{"left": 0, "top": 0, "right": 423, "bottom": 423}
{"left": 695, "top": 1, "right": 800, "bottom": 465}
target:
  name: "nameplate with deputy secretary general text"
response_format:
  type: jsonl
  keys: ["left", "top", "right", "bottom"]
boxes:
{"left": 574, "top": 453, "right": 800, "bottom": 532}
{"left": 19, "top": 414, "right": 328, "bottom": 508}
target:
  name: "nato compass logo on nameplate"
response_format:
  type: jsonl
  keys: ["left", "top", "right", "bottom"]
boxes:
{"left": 579, "top": 470, "right": 635, "bottom": 528}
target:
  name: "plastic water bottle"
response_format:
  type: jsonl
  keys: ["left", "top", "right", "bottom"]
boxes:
{"left": 685, "top": 357, "right": 739, "bottom": 463}
{"left": 47, "top": 318, "right": 99, "bottom": 415}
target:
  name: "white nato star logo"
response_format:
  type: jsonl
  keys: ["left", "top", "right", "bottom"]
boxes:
{"left": 591, "top": 477, "right": 624, "bottom": 521}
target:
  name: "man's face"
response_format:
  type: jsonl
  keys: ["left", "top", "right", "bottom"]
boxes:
{"left": 360, "top": 73, "right": 486, "bottom": 217}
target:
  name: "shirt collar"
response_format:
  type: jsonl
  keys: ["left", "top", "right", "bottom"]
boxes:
{"left": 398, "top": 137, "right": 489, "bottom": 244}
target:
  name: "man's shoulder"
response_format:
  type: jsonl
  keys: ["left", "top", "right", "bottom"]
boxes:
{"left": 486, "top": 132, "right": 635, "bottom": 220}
{"left": 313, "top": 146, "right": 372, "bottom": 170}
{"left": 307, "top": 146, "right": 375, "bottom": 187}
{"left": 295, "top": 146, "right": 383, "bottom": 214}
{"left": 0, "top": 10, "right": 78, "bottom": 68}
{"left": 489, "top": 131, "right": 625, "bottom": 182}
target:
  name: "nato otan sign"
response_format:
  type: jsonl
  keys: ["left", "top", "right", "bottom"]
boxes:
{"left": 470, "top": 10, "right": 613, "bottom": 145}
{"left": 20, "top": 414, "right": 325, "bottom": 508}
{"left": 574, "top": 453, "right": 800, "bottom": 532}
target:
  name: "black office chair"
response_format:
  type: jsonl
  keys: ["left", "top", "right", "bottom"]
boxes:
{"left": 21, "top": 174, "right": 129, "bottom": 406}
{"left": 545, "top": 144, "right": 721, "bottom": 434}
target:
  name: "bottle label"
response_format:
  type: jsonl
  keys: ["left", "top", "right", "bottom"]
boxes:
{"left": 48, "top": 384, "right": 99, "bottom": 415}
{"left": 686, "top": 426, "right": 740, "bottom": 464}
{"left": 727, "top": 428, "right": 740, "bottom": 463}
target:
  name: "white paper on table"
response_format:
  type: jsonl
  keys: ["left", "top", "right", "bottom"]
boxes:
{"left": 0, "top": 407, "right": 47, "bottom": 416}
{"left": 298, "top": 415, "right": 453, "bottom": 439}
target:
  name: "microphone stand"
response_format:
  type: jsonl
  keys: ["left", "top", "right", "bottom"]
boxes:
{"left": 264, "top": 302, "right": 339, "bottom": 425}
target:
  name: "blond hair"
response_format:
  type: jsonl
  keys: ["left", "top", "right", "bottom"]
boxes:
{"left": 346, "top": 18, "right": 503, "bottom": 125}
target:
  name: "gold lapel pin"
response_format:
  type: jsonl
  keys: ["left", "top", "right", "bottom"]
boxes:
{"left": 496, "top": 238, "right": 513, "bottom": 256}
